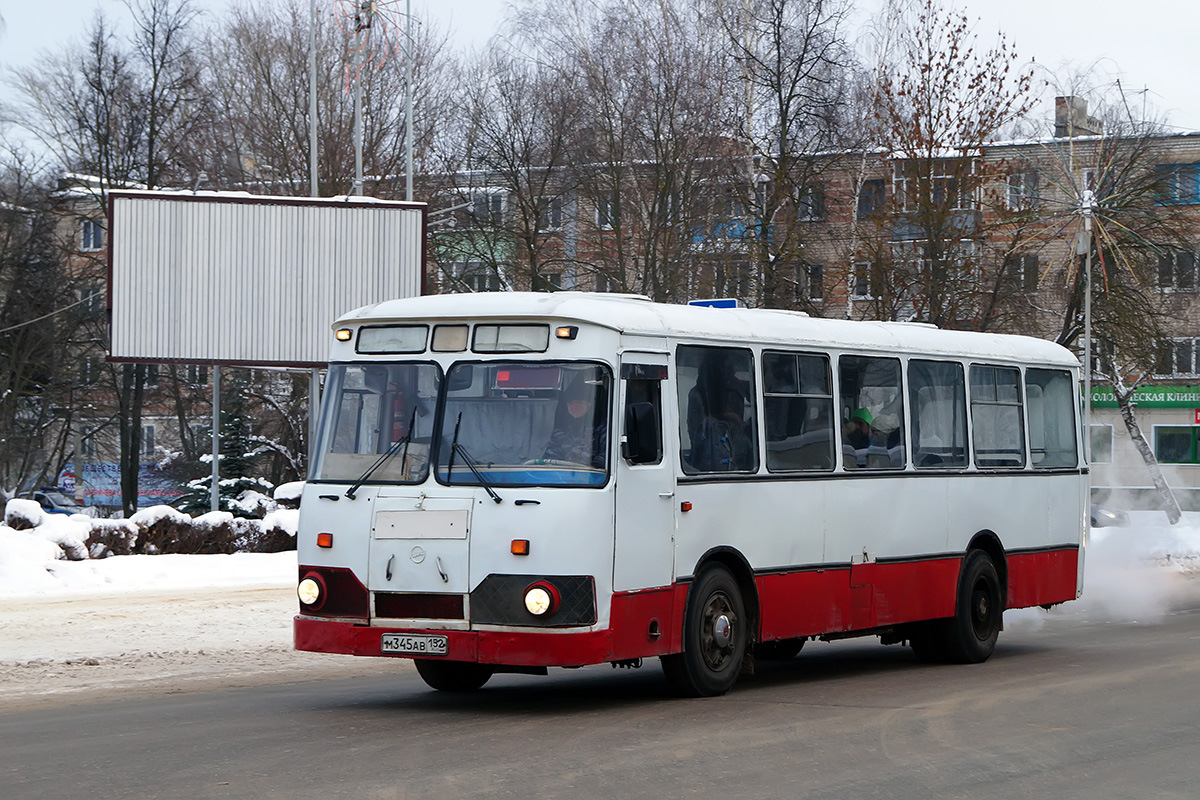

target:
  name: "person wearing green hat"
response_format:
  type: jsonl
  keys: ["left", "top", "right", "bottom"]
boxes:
{"left": 845, "top": 407, "right": 873, "bottom": 450}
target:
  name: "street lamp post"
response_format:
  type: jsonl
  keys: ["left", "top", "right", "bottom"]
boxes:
{"left": 1079, "top": 189, "right": 1097, "bottom": 463}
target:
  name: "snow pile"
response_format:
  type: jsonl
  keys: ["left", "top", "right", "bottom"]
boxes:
{"left": 2, "top": 499, "right": 91, "bottom": 560}
{"left": 0, "top": 536, "right": 295, "bottom": 598}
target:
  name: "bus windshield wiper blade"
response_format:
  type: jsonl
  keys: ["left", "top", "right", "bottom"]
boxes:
{"left": 345, "top": 406, "right": 418, "bottom": 499}
{"left": 452, "top": 442, "right": 503, "bottom": 504}
{"left": 445, "top": 414, "right": 501, "bottom": 503}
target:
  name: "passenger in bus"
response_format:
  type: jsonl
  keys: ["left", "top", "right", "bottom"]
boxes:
{"left": 543, "top": 378, "right": 608, "bottom": 468}
{"left": 844, "top": 407, "right": 873, "bottom": 450}
{"left": 686, "top": 354, "right": 753, "bottom": 471}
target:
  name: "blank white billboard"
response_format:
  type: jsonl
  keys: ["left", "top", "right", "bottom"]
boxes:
{"left": 108, "top": 191, "right": 426, "bottom": 367}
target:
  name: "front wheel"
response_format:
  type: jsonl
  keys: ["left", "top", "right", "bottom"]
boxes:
{"left": 414, "top": 659, "right": 494, "bottom": 692}
{"left": 661, "top": 564, "right": 747, "bottom": 697}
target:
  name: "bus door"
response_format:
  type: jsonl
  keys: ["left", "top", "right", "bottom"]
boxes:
{"left": 613, "top": 352, "right": 676, "bottom": 592}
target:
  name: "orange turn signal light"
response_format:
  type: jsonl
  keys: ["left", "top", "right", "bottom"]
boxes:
{"left": 511, "top": 539, "right": 530, "bottom": 556}
{"left": 680, "top": 501, "right": 693, "bottom": 513}
{"left": 317, "top": 532, "right": 334, "bottom": 548}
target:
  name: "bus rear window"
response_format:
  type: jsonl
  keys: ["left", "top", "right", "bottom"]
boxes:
{"left": 473, "top": 324, "right": 550, "bottom": 353}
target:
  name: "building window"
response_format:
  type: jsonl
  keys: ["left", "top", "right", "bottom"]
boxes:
{"left": 538, "top": 197, "right": 563, "bottom": 231}
{"left": 141, "top": 424, "right": 156, "bottom": 458}
{"left": 1089, "top": 424, "right": 1114, "bottom": 464}
{"left": 1005, "top": 253, "right": 1039, "bottom": 293}
{"left": 470, "top": 191, "right": 504, "bottom": 224}
{"left": 81, "top": 219, "right": 104, "bottom": 251}
{"left": 595, "top": 194, "right": 616, "bottom": 231}
{"left": 1156, "top": 163, "right": 1200, "bottom": 204}
{"left": 537, "top": 196, "right": 563, "bottom": 232}
{"left": 796, "top": 185, "right": 825, "bottom": 221}
{"left": 856, "top": 179, "right": 885, "bottom": 219}
{"left": 144, "top": 364, "right": 159, "bottom": 388}
{"left": 800, "top": 264, "right": 823, "bottom": 302}
{"left": 445, "top": 261, "right": 501, "bottom": 293}
{"left": 850, "top": 262, "right": 872, "bottom": 300}
{"left": 1157, "top": 338, "right": 1200, "bottom": 377}
{"left": 77, "top": 284, "right": 104, "bottom": 316}
{"left": 81, "top": 434, "right": 96, "bottom": 459}
{"left": 78, "top": 356, "right": 102, "bottom": 385}
{"left": 1007, "top": 171, "right": 1040, "bottom": 210}
{"left": 1158, "top": 250, "right": 1197, "bottom": 291}
{"left": 185, "top": 364, "right": 208, "bottom": 385}
{"left": 1154, "top": 425, "right": 1200, "bottom": 463}
{"left": 894, "top": 160, "right": 973, "bottom": 213}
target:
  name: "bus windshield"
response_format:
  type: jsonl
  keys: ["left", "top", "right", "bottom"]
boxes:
{"left": 310, "top": 362, "right": 441, "bottom": 484}
{"left": 436, "top": 362, "right": 610, "bottom": 487}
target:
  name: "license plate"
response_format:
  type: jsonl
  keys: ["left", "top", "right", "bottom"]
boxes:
{"left": 381, "top": 633, "right": 448, "bottom": 656}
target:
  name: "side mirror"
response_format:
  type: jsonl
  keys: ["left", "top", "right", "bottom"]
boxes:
{"left": 622, "top": 401, "right": 660, "bottom": 464}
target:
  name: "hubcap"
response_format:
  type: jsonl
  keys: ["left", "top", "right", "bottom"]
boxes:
{"left": 713, "top": 614, "right": 732, "bottom": 647}
{"left": 700, "top": 591, "right": 737, "bottom": 671}
{"left": 970, "top": 579, "right": 995, "bottom": 640}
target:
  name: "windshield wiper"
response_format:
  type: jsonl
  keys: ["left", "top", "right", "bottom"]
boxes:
{"left": 445, "top": 411, "right": 502, "bottom": 504}
{"left": 345, "top": 406, "right": 417, "bottom": 499}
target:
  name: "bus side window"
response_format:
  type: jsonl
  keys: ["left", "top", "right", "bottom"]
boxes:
{"left": 838, "top": 355, "right": 905, "bottom": 470}
{"left": 623, "top": 378, "right": 663, "bottom": 465}
{"left": 970, "top": 365, "right": 1026, "bottom": 468}
{"left": 677, "top": 346, "right": 759, "bottom": 474}
{"left": 908, "top": 360, "right": 967, "bottom": 469}
{"left": 763, "top": 351, "right": 834, "bottom": 472}
{"left": 1026, "top": 368, "right": 1078, "bottom": 468}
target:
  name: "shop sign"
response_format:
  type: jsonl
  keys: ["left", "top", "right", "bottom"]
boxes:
{"left": 1089, "top": 385, "right": 1200, "bottom": 409}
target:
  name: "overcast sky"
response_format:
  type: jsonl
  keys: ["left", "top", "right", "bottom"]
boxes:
{"left": 2, "top": 0, "right": 1198, "bottom": 134}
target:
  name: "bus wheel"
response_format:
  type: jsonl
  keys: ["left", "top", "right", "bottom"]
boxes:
{"left": 414, "top": 659, "right": 494, "bottom": 692}
{"left": 754, "top": 638, "right": 805, "bottom": 660}
{"left": 661, "top": 564, "right": 747, "bottom": 697}
{"left": 943, "top": 550, "right": 1003, "bottom": 664}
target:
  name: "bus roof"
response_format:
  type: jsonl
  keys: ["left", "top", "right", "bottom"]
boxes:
{"left": 338, "top": 292, "right": 1078, "bottom": 367}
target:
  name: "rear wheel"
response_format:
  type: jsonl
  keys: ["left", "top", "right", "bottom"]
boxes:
{"left": 414, "top": 659, "right": 494, "bottom": 692}
{"left": 942, "top": 550, "right": 1003, "bottom": 663}
{"left": 661, "top": 564, "right": 747, "bottom": 697}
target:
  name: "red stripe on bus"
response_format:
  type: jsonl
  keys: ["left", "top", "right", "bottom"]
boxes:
{"left": 294, "top": 547, "right": 1079, "bottom": 667}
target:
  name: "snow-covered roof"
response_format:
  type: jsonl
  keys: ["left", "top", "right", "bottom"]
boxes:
{"left": 337, "top": 292, "right": 1077, "bottom": 367}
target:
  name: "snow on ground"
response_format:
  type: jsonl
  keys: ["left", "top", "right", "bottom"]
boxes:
{"left": 2, "top": 508, "right": 1200, "bottom": 710}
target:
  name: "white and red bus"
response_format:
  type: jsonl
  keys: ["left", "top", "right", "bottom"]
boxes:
{"left": 294, "top": 293, "right": 1086, "bottom": 696}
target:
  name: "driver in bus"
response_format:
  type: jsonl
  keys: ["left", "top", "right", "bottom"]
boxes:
{"left": 542, "top": 378, "right": 608, "bottom": 468}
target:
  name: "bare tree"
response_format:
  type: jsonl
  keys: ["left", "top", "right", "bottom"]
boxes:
{"left": 711, "top": 0, "right": 855, "bottom": 310}
{"left": 865, "top": 0, "right": 1035, "bottom": 328}
{"left": 202, "top": 0, "right": 451, "bottom": 196}
{"left": 428, "top": 47, "right": 580, "bottom": 293}
{"left": 9, "top": 0, "right": 208, "bottom": 515}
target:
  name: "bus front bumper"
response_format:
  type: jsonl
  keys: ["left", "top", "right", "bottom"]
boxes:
{"left": 294, "top": 614, "right": 614, "bottom": 668}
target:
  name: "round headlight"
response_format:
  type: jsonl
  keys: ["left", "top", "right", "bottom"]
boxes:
{"left": 523, "top": 585, "right": 559, "bottom": 618}
{"left": 298, "top": 577, "right": 322, "bottom": 606}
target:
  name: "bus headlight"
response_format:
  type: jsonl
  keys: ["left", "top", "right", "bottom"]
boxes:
{"left": 298, "top": 576, "right": 323, "bottom": 607}
{"left": 524, "top": 582, "right": 560, "bottom": 616}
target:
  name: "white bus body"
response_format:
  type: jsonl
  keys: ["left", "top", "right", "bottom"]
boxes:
{"left": 294, "top": 293, "right": 1086, "bottom": 695}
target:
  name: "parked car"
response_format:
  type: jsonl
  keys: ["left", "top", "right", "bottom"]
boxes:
{"left": 24, "top": 489, "right": 99, "bottom": 518}
{"left": 1090, "top": 503, "right": 1130, "bottom": 528}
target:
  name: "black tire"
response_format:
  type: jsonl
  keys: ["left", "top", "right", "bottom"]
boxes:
{"left": 414, "top": 659, "right": 494, "bottom": 692}
{"left": 660, "top": 564, "right": 747, "bottom": 697}
{"left": 942, "top": 550, "right": 1003, "bottom": 664}
{"left": 754, "top": 637, "right": 805, "bottom": 660}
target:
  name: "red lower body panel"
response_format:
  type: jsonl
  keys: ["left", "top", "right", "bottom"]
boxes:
{"left": 294, "top": 547, "right": 1080, "bottom": 667}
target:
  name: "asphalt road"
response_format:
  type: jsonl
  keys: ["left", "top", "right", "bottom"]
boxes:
{"left": 4, "top": 601, "right": 1200, "bottom": 800}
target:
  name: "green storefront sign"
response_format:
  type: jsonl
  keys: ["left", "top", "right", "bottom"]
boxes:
{"left": 1089, "top": 385, "right": 1200, "bottom": 409}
